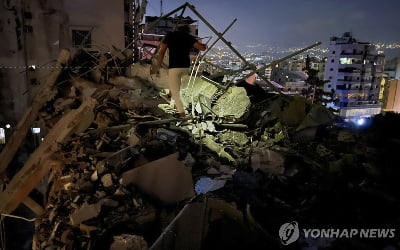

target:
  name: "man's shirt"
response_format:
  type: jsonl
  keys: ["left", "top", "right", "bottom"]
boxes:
{"left": 163, "top": 31, "right": 197, "bottom": 68}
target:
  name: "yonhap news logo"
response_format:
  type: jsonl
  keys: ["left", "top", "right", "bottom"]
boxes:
{"left": 279, "top": 221, "right": 300, "bottom": 245}
{"left": 279, "top": 221, "right": 396, "bottom": 245}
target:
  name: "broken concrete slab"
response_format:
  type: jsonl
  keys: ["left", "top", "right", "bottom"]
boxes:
{"left": 150, "top": 197, "right": 275, "bottom": 250}
{"left": 120, "top": 153, "right": 195, "bottom": 204}
{"left": 181, "top": 75, "right": 219, "bottom": 106}
{"left": 70, "top": 202, "right": 102, "bottom": 226}
{"left": 279, "top": 95, "right": 308, "bottom": 127}
{"left": 212, "top": 86, "right": 250, "bottom": 120}
{"left": 296, "top": 104, "right": 335, "bottom": 131}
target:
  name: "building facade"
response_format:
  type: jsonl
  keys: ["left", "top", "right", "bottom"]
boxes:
{"left": 324, "top": 32, "right": 384, "bottom": 119}
{"left": 0, "top": 0, "right": 125, "bottom": 125}
{"left": 270, "top": 57, "right": 325, "bottom": 95}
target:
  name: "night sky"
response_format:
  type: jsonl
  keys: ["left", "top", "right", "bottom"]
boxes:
{"left": 145, "top": 0, "right": 400, "bottom": 51}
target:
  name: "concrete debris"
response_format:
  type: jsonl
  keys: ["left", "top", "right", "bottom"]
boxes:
{"left": 212, "top": 86, "right": 250, "bottom": 120}
{"left": 279, "top": 95, "right": 308, "bottom": 126}
{"left": 70, "top": 202, "right": 102, "bottom": 226}
{"left": 91, "top": 170, "right": 98, "bottom": 182}
{"left": 151, "top": 197, "right": 276, "bottom": 250}
{"left": 218, "top": 130, "right": 249, "bottom": 146}
{"left": 337, "top": 129, "right": 357, "bottom": 142}
{"left": 201, "top": 136, "right": 236, "bottom": 162}
{"left": 101, "top": 173, "right": 114, "bottom": 188}
{"left": 251, "top": 148, "right": 285, "bottom": 175}
{"left": 110, "top": 234, "right": 149, "bottom": 250}
{"left": 296, "top": 104, "right": 335, "bottom": 131}
{"left": 127, "top": 129, "right": 141, "bottom": 146}
{"left": 120, "top": 153, "right": 195, "bottom": 203}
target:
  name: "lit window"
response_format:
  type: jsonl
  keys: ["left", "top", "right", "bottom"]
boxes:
{"left": 340, "top": 58, "right": 353, "bottom": 64}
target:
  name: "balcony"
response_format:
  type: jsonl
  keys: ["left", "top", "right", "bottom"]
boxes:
{"left": 337, "top": 79, "right": 360, "bottom": 84}
{"left": 340, "top": 51, "right": 364, "bottom": 56}
{"left": 338, "top": 67, "right": 361, "bottom": 73}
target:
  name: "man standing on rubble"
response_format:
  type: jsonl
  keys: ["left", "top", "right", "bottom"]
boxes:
{"left": 153, "top": 24, "right": 206, "bottom": 118}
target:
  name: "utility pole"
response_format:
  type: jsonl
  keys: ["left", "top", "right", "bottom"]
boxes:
{"left": 160, "top": 0, "right": 163, "bottom": 16}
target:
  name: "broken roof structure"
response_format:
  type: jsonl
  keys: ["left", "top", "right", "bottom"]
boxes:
{"left": 1, "top": 2, "right": 400, "bottom": 250}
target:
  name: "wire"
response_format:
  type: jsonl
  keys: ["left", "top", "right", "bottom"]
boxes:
{"left": 0, "top": 213, "right": 36, "bottom": 222}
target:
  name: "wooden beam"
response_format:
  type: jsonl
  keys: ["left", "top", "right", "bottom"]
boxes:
{"left": 0, "top": 98, "right": 97, "bottom": 214}
{"left": 0, "top": 49, "right": 71, "bottom": 176}
{"left": 23, "top": 196, "right": 44, "bottom": 216}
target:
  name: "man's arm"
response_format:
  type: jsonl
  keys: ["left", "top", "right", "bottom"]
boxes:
{"left": 151, "top": 42, "right": 167, "bottom": 75}
{"left": 157, "top": 43, "right": 168, "bottom": 68}
{"left": 194, "top": 41, "right": 206, "bottom": 51}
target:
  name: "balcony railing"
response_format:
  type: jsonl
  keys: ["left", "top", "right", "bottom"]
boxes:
{"left": 338, "top": 68, "right": 361, "bottom": 73}
{"left": 340, "top": 51, "right": 364, "bottom": 55}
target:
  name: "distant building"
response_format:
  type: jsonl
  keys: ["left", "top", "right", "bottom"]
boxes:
{"left": 324, "top": 32, "right": 384, "bottom": 119}
{"left": 270, "top": 67, "right": 308, "bottom": 94}
{"left": 141, "top": 16, "right": 199, "bottom": 36}
{"left": 270, "top": 57, "right": 325, "bottom": 95}
{"left": 382, "top": 79, "right": 400, "bottom": 113}
{"left": 0, "top": 0, "right": 126, "bottom": 124}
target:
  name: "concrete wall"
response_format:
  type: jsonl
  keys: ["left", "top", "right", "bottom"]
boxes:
{"left": 0, "top": 1, "right": 29, "bottom": 124}
{"left": 384, "top": 80, "right": 400, "bottom": 113}
{"left": 63, "top": 0, "right": 125, "bottom": 52}
{"left": 0, "top": 0, "right": 125, "bottom": 125}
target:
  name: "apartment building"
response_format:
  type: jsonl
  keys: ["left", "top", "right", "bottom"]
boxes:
{"left": 324, "top": 32, "right": 384, "bottom": 119}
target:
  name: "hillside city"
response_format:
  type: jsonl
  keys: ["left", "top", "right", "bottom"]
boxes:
{"left": 207, "top": 42, "right": 400, "bottom": 67}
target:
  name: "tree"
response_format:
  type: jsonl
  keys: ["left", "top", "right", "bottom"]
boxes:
{"left": 302, "top": 55, "right": 336, "bottom": 106}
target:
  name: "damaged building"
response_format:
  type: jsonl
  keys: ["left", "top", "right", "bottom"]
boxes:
{"left": 1, "top": 1, "right": 400, "bottom": 250}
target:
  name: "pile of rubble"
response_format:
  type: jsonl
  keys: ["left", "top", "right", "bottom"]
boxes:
{"left": 2, "top": 48, "right": 400, "bottom": 250}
